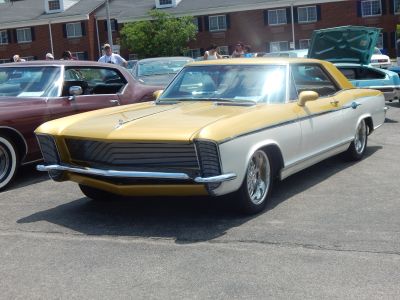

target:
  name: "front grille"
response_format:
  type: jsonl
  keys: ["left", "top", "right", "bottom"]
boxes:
{"left": 195, "top": 140, "right": 221, "bottom": 191}
{"left": 36, "top": 135, "right": 60, "bottom": 164}
{"left": 65, "top": 139, "right": 199, "bottom": 171}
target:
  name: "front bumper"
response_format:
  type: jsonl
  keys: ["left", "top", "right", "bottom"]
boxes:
{"left": 36, "top": 164, "right": 237, "bottom": 184}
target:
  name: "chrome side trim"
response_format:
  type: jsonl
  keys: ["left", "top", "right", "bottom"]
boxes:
{"left": 280, "top": 140, "right": 352, "bottom": 180}
{"left": 36, "top": 164, "right": 236, "bottom": 183}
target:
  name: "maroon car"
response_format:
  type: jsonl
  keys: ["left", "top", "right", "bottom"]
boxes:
{"left": 0, "top": 60, "right": 161, "bottom": 190}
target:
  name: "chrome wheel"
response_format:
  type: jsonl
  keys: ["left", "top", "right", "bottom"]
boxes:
{"left": 246, "top": 150, "right": 271, "bottom": 205}
{"left": 354, "top": 120, "right": 367, "bottom": 154}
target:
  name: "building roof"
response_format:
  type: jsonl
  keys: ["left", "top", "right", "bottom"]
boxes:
{"left": 95, "top": 0, "right": 346, "bottom": 22}
{"left": 0, "top": 0, "right": 104, "bottom": 29}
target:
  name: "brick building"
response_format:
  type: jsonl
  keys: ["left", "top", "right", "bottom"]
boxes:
{"left": 1, "top": 0, "right": 400, "bottom": 62}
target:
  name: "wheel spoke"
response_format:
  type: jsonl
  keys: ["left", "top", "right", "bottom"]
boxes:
{"left": 246, "top": 150, "right": 271, "bottom": 205}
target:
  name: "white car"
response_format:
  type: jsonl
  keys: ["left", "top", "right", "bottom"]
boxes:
{"left": 370, "top": 47, "right": 391, "bottom": 69}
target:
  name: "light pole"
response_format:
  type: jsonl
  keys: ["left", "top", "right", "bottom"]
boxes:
{"left": 105, "top": 0, "right": 113, "bottom": 50}
{"left": 291, "top": 2, "right": 295, "bottom": 49}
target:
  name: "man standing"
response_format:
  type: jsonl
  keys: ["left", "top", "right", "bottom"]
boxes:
{"left": 98, "top": 43, "right": 127, "bottom": 67}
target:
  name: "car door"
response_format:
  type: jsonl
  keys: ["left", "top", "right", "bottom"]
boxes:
{"left": 48, "top": 66, "right": 125, "bottom": 119}
{"left": 291, "top": 64, "right": 344, "bottom": 160}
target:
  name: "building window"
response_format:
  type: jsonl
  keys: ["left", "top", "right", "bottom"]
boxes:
{"left": 395, "top": 0, "right": 400, "bottom": 14}
{"left": 298, "top": 6, "right": 317, "bottom": 23}
{"left": 185, "top": 49, "right": 201, "bottom": 58}
{"left": 209, "top": 15, "right": 227, "bottom": 31}
{"left": 66, "top": 22, "right": 82, "bottom": 38}
{"left": 270, "top": 41, "right": 289, "bottom": 52}
{"left": 361, "top": 0, "right": 381, "bottom": 17}
{"left": 159, "top": 0, "right": 172, "bottom": 5}
{"left": 192, "top": 17, "right": 199, "bottom": 31}
{"left": 218, "top": 46, "right": 229, "bottom": 56}
{"left": 71, "top": 52, "right": 85, "bottom": 60}
{"left": 299, "top": 39, "right": 310, "bottom": 49}
{"left": 48, "top": 0, "right": 60, "bottom": 10}
{"left": 268, "top": 9, "right": 287, "bottom": 25}
{"left": 0, "top": 30, "right": 8, "bottom": 45}
{"left": 16, "top": 28, "right": 32, "bottom": 43}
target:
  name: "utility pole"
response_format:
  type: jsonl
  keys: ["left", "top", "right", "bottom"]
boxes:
{"left": 291, "top": 2, "right": 295, "bottom": 49}
{"left": 105, "top": 0, "right": 113, "bottom": 50}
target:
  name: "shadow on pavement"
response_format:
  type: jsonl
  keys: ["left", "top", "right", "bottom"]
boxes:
{"left": 17, "top": 146, "right": 382, "bottom": 243}
{"left": 7, "top": 163, "right": 49, "bottom": 191}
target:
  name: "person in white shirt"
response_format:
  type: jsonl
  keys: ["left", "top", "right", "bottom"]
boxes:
{"left": 203, "top": 44, "right": 222, "bottom": 60}
{"left": 98, "top": 43, "right": 127, "bottom": 67}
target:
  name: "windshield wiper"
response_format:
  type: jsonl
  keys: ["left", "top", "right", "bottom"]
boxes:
{"left": 207, "top": 98, "right": 257, "bottom": 106}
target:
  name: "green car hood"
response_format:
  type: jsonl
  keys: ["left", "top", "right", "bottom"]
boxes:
{"left": 308, "top": 26, "right": 381, "bottom": 65}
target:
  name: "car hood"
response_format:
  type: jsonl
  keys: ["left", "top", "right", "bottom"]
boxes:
{"left": 35, "top": 101, "right": 260, "bottom": 142}
{"left": 308, "top": 26, "right": 380, "bottom": 65}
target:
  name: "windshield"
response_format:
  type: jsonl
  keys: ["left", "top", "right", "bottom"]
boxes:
{"left": 159, "top": 64, "right": 287, "bottom": 104}
{"left": 137, "top": 59, "right": 192, "bottom": 77}
{"left": 0, "top": 66, "right": 61, "bottom": 97}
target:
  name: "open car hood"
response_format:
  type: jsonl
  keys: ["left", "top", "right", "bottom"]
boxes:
{"left": 308, "top": 26, "right": 381, "bottom": 65}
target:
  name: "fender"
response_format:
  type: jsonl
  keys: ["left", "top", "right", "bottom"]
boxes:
{"left": 0, "top": 126, "right": 28, "bottom": 159}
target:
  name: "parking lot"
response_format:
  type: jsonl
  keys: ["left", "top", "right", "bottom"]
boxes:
{"left": 0, "top": 102, "right": 399, "bottom": 299}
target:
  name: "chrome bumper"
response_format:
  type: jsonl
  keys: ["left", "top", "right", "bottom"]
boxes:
{"left": 36, "top": 164, "right": 237, "bottom": 184}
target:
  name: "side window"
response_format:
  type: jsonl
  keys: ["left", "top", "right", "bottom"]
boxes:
{"left": 289, "top": 70, "right": 298, "bottom": 101}
{"left": 291, "top": 64, "right": 339, "bottom": 97}
{"left": 338, "top": 68, "right": 356, "bottom": 80}
{"left": 63, "top": 67, "right": 127, "bottom": 96}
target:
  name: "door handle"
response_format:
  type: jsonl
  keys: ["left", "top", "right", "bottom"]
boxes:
{"left": 110, "top": 99, "right": 120, "bottom": 105}
{"left": 330, "top": 99, "right": 339, "bottom": 106}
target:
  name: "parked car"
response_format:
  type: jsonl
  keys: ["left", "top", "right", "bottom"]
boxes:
{"left": 308, "top": 25, "right": 400, "bottom": 101}
{"left": 131, "top": 56, "right": 194, "bottom": 86}
{"left": 126, "top": 59, "right": 138, "bottom": 73}
{"left": 263, "top": 49, "right": 308, "bottom": 58}
{"left": 35, "top": 58, "right": 386, "bottom": 214}
{"left": 0, "top": 60, "right": 161, "bottom": 190}
{"left": 370, "top": 47, "right": 391, "bottom": 69}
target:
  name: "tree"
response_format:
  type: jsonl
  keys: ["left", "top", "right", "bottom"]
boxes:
{"left": 120, "top": 10, "right": 197, "bottom": 58}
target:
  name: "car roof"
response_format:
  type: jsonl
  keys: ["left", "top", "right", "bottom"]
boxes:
{"left": 137, "top": 57, "right": 194, "bottom": 63}
{"left": 187, "top": 57, "right": 324, "bottom": 66}
{"left": 0, "top": 60, "right": 125, "bottom": 70}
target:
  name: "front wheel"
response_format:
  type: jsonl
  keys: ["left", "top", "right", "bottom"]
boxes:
{"left": 345, "top": 119, "right": 368, "bottom": 161}
{"left": 234, "top": 150, "right": 273, "bottom": 215}
{"left": 0, "top": 136, "right": 19, "bottom": 191}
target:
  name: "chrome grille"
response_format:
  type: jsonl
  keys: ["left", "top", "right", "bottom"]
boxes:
{"left": 65, "top": 139, "right": 199, "bottom": 170}
{"left": 195, "top": 140, "right": 221, "bottom": 190}
{"left": 36, "top": 135, "right": 60, "bottom": 164}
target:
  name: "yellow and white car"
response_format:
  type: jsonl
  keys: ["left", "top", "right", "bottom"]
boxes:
{"left": 35, "top": 58, "right": 386, "bottom": 214}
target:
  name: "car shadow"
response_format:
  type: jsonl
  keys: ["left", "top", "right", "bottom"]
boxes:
{"left": 386, "top": 101, "right": 400, "bottom": 108}
{"left": 7, "top": 164, "right": 49, "bottom": 191}
{"left": 17, "top": 146, "right": 382, "bottom": 244}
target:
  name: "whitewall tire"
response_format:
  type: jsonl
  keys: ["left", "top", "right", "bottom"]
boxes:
{"left": 0, "top": 136, "right": 19, "bottom": 191}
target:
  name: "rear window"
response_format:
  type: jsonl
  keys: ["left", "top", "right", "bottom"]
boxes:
{"left": 0, "top": 66, "right": 61, "bottom": 97}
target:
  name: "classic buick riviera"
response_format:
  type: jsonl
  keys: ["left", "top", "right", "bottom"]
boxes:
{"left": 0, "top": 60, "right": 160, "bottom": 190}
{"left": 35, "top": 58, "right": 386, "bottom": 214}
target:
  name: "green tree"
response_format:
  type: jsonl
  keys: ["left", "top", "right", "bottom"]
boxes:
{"left": 120, "top": 10, "right": 197, "bottom": 58}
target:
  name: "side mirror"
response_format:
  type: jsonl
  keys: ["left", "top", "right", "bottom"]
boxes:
{"left": 297, "top": 91, "right": 319, "bottom": 106}
{"left": 153, "top": 90, "right": 164, "bottom": 100}
{"left": 68, "top": 86, "right": 83, "bottom": 101}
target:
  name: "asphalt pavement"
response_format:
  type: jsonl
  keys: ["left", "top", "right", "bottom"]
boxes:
{"left": 0, "top": 102, "right": 399, "bottom": 299}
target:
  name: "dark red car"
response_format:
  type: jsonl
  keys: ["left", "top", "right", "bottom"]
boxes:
{"left": 0, "top": 60, "right": 161, "bottom": 190}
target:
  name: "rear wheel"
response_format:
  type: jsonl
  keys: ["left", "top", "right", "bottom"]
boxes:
{"left": 0, "top": 136, "right": 19, "bottom": 191}
{"left": 345, "top": 119, "right": 368, "bottom": 161}
{"left": 234, "top": 150, "right": 273, "bottom": 215}
{"left": 79, "top": 184, "right": 120, "bottom": 201}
